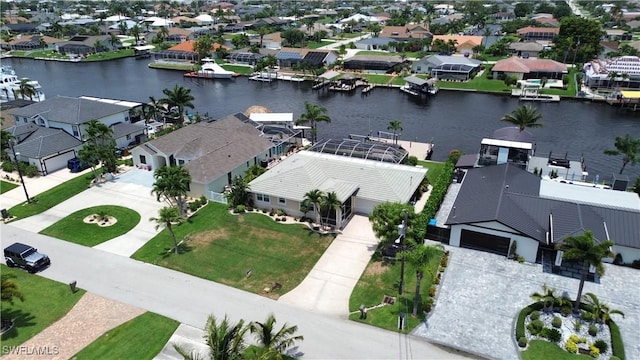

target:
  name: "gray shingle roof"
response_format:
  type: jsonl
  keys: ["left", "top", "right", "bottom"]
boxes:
{"left": 9, "top": 96, "right": 131, "bottom": 125}
{"left": 6, "top": 123, "right": 39, "bottom": 137}
{"left": 248, "top": 151, "right": 427, "bottom": 203}
{"left": 14, "top": 126, "right": 82, "bottom": 158}
{"left": 110, "top": 122, "right": 145, "bottom": 139}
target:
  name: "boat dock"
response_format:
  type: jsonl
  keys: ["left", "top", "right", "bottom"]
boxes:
{"left": 370, "top": 136, "right": 434, "bottom": 160}
{"left": 249, "top": 73, "right": 305, "bottom": 83}
{"left": 511, "top": 89, "right": 560, "bottom": 102}
{"left": 184, "top": 71, "right": 238, "bottom": 79}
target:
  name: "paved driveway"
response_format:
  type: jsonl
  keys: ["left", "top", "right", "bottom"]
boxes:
{"left": 10, "top": 169, "right": 163, "bottom": 257}
{"left": 278, "top": 215, "right": 379, "bottom": 317}
{"left": 412, "top": 242, "right": 640, "bottom": 360}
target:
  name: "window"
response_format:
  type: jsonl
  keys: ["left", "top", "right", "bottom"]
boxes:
{"left": 278, "top": 197, "right": 286, "bottom": 204}
{"left": 126, "top": 134, "right": 131, "bottom": 140}
{"left": 72, "top": 126, "right": 80, "bottom": 137}
{"left": 139, "top": 155, "right": 146, "bottom": 164}
{"left": 256, "top": 193, "right": 270, "bottom": 203}
{"left": 178, "top": 159, "right": 185, "bottom": 165}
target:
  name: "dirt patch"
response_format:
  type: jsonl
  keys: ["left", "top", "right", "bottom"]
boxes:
{"left": 187, "top": 229, "right": 229, "bottom": 247}
{"left": 364, "top": 261, "right": 389, "bottom": 277}
{"left": 83, "top": 214, "right": 117, "bottom": 227}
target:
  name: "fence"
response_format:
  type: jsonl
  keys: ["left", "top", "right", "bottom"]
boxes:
{"left": 207, "top": 191, "right": 228, "bottom": 205}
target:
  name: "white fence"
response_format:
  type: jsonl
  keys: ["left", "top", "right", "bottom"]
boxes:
{"left": 207, "top": 191, "right": 228, "bottom": 205}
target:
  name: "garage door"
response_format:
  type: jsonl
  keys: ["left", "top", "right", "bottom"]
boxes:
{"left": 355, "top": 198, "right": 377, "bottom": 215}
{"left": 460, "top": 229, "right": 510, "bottom": 256}
{"left": 43, "top": 152, "right": 76, "bottom": 175}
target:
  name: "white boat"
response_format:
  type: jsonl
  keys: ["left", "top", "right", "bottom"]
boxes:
{"left": 0, "top": 66, "right": 46, "bottom": 102}
{"left": 196, "top": 58, "right": 235, "bottom": 79}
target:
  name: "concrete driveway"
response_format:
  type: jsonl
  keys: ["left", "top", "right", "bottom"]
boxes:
{"left": 412, "top": 242, "right": 640, "bottom": 360}
{"left": 278, "top": 215, "right": 379, "bottom": 317}
{"left": 10, "top": 169, "right": 164, "bottom": 257}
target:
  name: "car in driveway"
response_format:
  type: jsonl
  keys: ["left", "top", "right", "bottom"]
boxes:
{"left": 4, "top": 242, "right": 51, "bottom": 273}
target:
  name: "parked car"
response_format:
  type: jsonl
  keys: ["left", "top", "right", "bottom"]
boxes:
{"left": 67, "top": 158, "right": 90, "bottom": 173}
{"left": 4, "top": 242, "right": 51, "bottom": 273}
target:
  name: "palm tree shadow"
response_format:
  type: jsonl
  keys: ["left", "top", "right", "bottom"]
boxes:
{"left": 0, "top": 309, "right": 37, "bottom": 341}
{"left": 157, "top": 243, "right": 193, "bottom": 260}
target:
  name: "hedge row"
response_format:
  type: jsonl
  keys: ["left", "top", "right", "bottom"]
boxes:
{"left": 415, "top": 161, "right": 455, "bottom": 240}
{"left": 515, "top": 302, "right": 544, "bottom": 340}
{"left": 608, "top": 319, "right": 626, "bottom": 360}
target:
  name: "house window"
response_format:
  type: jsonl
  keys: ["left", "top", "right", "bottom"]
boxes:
{"left": 72, "top": 126, "right": 79, "bottom": 137}
{"left": 278, "top": 197, "right": 286, "bottom": 204}
{"left": 178, "top": 159, "right": 185, "bottom": 165}
{"left": 139, "top": 155, "right": 147, "bottom": 164}
{"left": 126, "top": 134, "right": 131, "bottom": 140}
{"left": 256, "top": 193, "right": 270, "bottom": 203}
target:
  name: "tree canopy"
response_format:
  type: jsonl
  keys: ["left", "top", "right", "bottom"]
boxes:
{"left": 552, "top": 17, "right": 604, "bottom": 64}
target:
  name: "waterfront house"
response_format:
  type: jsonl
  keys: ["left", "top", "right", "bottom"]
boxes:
{"left": 130, "top": 113, "right": 281, "bottom": 200}
{"left": 516, "top": 27, "right": 559, "bottom": 41}
{"left": 492, "top": 56, "right": 567, "bottom": 81}
{"left": 431, "top": 35, "right": 483, "bottom": 55}
{"left": 57, "top": 35, "right": 115, "bottom": 56}
{"left": 411, "top": 55, "right": 481, "bottom": 80}
{"left": 248, "top": 150, "right": 427, "bottom": 229}
{"left": 7, "top": 96, "right": 144, "bottom": 175}
{"left": 343, "top": 55, "right": 404, "bottom": 72}
{"left": 2, "top": 35, "right": 62, "bottom": 51}
{"left": 583, "top": 56, "right": 640, "bottom": 89}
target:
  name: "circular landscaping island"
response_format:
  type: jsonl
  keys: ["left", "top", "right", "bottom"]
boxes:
{"left": 39, "top": 205, "right": 141, "bottom": 247}
{"left": 517, "top": 288, "right": 625, "bottom": 360}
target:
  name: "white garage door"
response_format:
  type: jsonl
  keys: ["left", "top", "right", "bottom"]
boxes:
{"left": 43, "top": 152, "right": 76, "bottom": 174}
{"left": 355, "top": 198, "right": 378, "bottom": 215}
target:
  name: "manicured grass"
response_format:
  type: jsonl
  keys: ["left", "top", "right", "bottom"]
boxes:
{"left": 438, "top": 75, "right": 511, "bottom": 93}
{"left": 417, "top": 160, "right": 446, "bottom": 184}
{"left": 72, "top": 312, "right": 179, "bottom": 360}
{"left": 132, "top": 203, "right": 334, "bottom": 297}
{"left": 391, "top": 76, "right": 406, "bottom": 85}
{"left": 1, "top": 180, "right": 19, "bottom": 194}
{"left": 348, "top": 250, "right": 442, "bottom": 333}
{"left": 148, "top": 62, "right": 195, "bottom": 71}
{"left": 521, "top": 340, "right": 591, "bottom": 360}
{"left": 333, "top": 33, "right": 363, "bottom": 39}
{"left": 307, "top": 40, "right": 334, "bottom": 49}
{"left": 39, "top": 205, "right": 141, "bottom": 247}
{"left": 7, "top": 174, "right": 92, "bottom": 220}
{"left": 84, "top": 49, "right": 134, "bottom": 61}
{"left": 540, "top": 70, "right": 578, "bottom": 97}
{"left": 360, "top": 74, "right": 393, "bottom": 84}
{"left": 0, "top": 265, "right": 85, "bottom": 348}
{"left": 356, "top": 50, "right": 392, "bottom": 56}
{"left": 221, "top": 64, "right": 253, "bottom": 75}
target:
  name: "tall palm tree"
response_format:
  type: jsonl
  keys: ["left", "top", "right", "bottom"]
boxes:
{"left": 501, "top": 104, "right": 543, "bottom": 132}
{"left": 604, "top": 133, "right": 640, "bottom": 174}
{"left": 530, "top": 283, "right": 556, "bottom": 313}
{"left": 387, "top": 119, "right": 403, "bottom": 144}
{"left": 162, "top": 84, "right": 195, "bottom": 126}
{"left": 303, "top": 189, "right": 324, "bottom": 226}
{"left": 556, "top": 231, "right": 614, "bottom": 312}
{"left": 157, "top": 26, "right": 170, "bottom": 43}
{"left": 321, "top": 191, "right": 342, "bottom": 230}
{"left": 582, "top": 292, "right": 624, "bottom": 326}
{"left": 152, "top": 165, "right": 192, "bottom": 215}
{"left": 295, "top": 101, "right": 331, "bottom": 144}
{"left": 249, "top": 314, "right": 304, "bottom": 357}
{"left": 175, "top": 314, "right": 247, "bottom": 360}
{"left": 18, "top": 79, "right": 37, "bottom": 101}
{"left": 399, "top": 243, "right": 444, "bottom": 317}
{"left": 150, "top": 206, "right": 185, "bottom": 254}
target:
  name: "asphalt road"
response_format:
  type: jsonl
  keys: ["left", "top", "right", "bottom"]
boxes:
{"left": 1, "top": 224, "right": 475, "bottom": 360}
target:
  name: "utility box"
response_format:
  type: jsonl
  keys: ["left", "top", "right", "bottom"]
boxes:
{"left": 611, "top": 174, "right": 629, "bottom": 191}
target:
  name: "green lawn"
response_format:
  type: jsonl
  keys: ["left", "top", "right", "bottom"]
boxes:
{"left": 148, "top": 62, "right": 195, "bottom": 71}
{"left": 333, "top": 33, "right": 363, "bottom": 39}
{"left": 7, "top": 174, "right": 92, "bottom": 220}
{"left": 417, "top": 160, "right": 446, "bottom": 184}
{"left": 348, "top": 250, "right": 443, "bottom": 333}
{"left": 84, "top": 49, "right": 134, "bottom": 61}
{"left": 72, "top": 312, "right": 179, "bottom": 360}
{"left": 307, "top": 40, "right": 334, "bottom": 49}
{"left": 360, "top": 74, "right": 393, "bottom": 85}
{"left": 221, "top": 64, "right": 253, "bottom": 75}
{"left": 356, "top": 50, "right": 392, "bottom": 56}
{"left": 1, "top": 180, "right": 19, "bottom": 194}
{"left": 132, "top": 203, "right": 334, "bottom": 297}
{"left": 540, "top": 70, "right": 578, "bottom": 97}
{"left": 39, "top": 205, "right": 141, "bottom": 247}
{"left": 438, "top": 74, "right": 511, "bottom": 93}
{"left": 1, "top": 265, "right": 85, "bottom": 348}
{"left": 521, "top": 340, "right": 591, "bottom": 360}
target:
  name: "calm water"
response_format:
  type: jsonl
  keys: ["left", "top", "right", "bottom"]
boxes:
{"left": 5, "top": 57, "right": 640, "bottom": 181}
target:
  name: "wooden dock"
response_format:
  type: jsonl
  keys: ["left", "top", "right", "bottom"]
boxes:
{"left": 511, "top": 89, "right": 560, "bottom": 102}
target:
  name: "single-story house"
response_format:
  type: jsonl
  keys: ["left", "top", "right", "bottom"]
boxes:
{"left": 492, "top": 56, "right": 567, "bottom": 80}
{"left": 516, "top": 27, "right": 559, "bottom": 41}
{"left": 445, "top": 164, "right": 640, "bottom": 266}
{"left": 343, "top": 55, "right": 404, "bottom": 72}
{"left": 248, "top": 150, "right": 427, "bottom": 229}
{"left": 2, "top": 35, "right": 63, "bottom": 51}
{"left": 355, "top": 37, "right": 394, "bottom": 51}
{"left": 251, "top": 32, "right": 282, "bottom": 50}
{"left": 130, "top": 113, "right": 277, "bottom": 199}
{"left": 412, "top": 55, "right": 481, "bottom": 80}
{"left": 603, "top": 29, "right": 632, "bottom": 41}
{"left": 379, "top": 24, "right": 432, "bottom": 41}
{"left": 56, "top": 35, "right": 115, "bottom": 55}
{"left": 302, "top": 50, "right": 338, "bottom": 68}
{"left": 508, "top": 42, "right": 545, "bottom": 58}
{"left": 431, "top": 35, "right": 483, "bottom": 55}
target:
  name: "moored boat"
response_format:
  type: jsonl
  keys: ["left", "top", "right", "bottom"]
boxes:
{"left": 0, "top": 66, "right": 46, "bottom": 102}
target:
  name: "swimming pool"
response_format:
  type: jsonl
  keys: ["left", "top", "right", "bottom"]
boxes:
{"left": 526, "top": 79, "right": 541, "bottom": 84}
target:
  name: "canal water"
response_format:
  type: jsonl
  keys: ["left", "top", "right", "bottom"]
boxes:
{"left": 5, "top": 57, "right": 640, "bottom": 182}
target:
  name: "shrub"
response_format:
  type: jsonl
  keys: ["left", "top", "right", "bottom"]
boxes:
{"left": 199, "top": 195, "right": 208, "bottom": 206}
{"left": 588, "top": 324, "right": 598, "bottom": 336}
{"left": 594, "top": 339, "right": 608, "bottom": 354}
{"left": 406, "top": 155, "right": 418, "bottom": 166}
{"left": 424, "top": 297, "right": 434, "bottom": 313}
{"left": 561, "top": 305, "right": 572, "bottom": 317}
{"left": 527, "top": 319, "right": 544, "bottom": 335}
{"left": 582, "top": 311, "right": 593, "bottom": 322}
{"left": 589, "top": 343, "right": 600, "bottom": 358}
{"left": 276, "top": 209, "right": 284, "bottom": 216}
{"left": 530, "top": 311, "right": 540, "bottom": 321}
{"left": 565, "top": 339, "right": 578, "bottom": 354}
{"left": 2, "top": 161, "right": 15, "bottom": 172}
{"left": 440, "top": 256, "right": 448, "bottom": 267}
{"left": 631, "top": 259, "right": 640, "bottom": 269}
{"left": 516, "top": 302, "right": 544, "bottom": 340}
{"left": 541, "top": 327, "right": 562, "bottom": 343}
{"left": 189, "top": 202, "right": 199, "bottom": 212}
{"left": 574, "top": 320, "right": 582, "bottom": 331}
{"left": 429, "top": 286, "right": 436, "bottom": 297}
{"left": 261, "top": 209, "right": 267, "bottom": 213}
{"left": 552, "top": 316, "right": 562, "bottom": 328}
{"left": 235, "top": 205, "right": 246, "bottom": 213}
{"left": 610, "top": 357, "right": 621, "bottom": 360}
{"left": 608, "top": 319, "right": 625, "bottom": 359}
{"left": 518, "top": 337, "right": 527, "bottom": 348}
{"left": 613, "top": 253, "right": 623, "bottom": 265}
{"left": 570, "top": 334, "right": 587, "bottom": 344}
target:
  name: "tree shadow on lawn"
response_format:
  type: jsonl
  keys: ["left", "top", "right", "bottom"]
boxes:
{"left": 154, "top": 242, "right": 194, "bottom": 262}
{"left": 0, "top": 308, "right": 37, "bottom": 341}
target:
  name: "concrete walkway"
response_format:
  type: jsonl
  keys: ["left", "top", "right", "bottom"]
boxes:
{"left": 278, "top": 215, "right": 378, "bottom": 317}
{"left": 155, "top": 324, "right": 209, "bottom": 360}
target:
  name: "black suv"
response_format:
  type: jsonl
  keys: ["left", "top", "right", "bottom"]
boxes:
{"left": 4, "top": 243, "right": 51, "bottom": 273}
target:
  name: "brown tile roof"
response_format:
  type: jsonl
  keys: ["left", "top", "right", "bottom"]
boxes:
{"left": 516, "top": 27, "right": 560, "bottom": 35}
{"left": 432, "top": 35, "right": 483, "bottom": 49}
{"left": 380, "top": 24, "right": 431, "bottom": 39}
{"left": 492, "top": 56, "right": 567, "bottom": 74}
{"left": 167, "top": 40, "right": 229, "bottom": 52}
{"left": 167, "top": 27, "right": 193, "bottom": 36}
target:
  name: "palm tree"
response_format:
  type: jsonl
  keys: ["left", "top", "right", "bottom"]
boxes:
{"left": 1, "top": 274, "right": 25, "bottom": 304}
{"left": 399, "top": 243, "right": 444, "bottom": 317}
{"left": 162, "top": 84, "right": 195, "bottom": 126}
{"left": 604, "top": 133, "right": 640, "bottom": 174}
{"left": 556, "top": 231, "right": 614, "bottom": 312}
{"left": 530, "top": 283, "right": 556, "bottom": 313}
{"left": 249, "top": 314, "right": 304, "bottom": 357}
{"left": 130, "top": 24, "right": 142, "bottom": 44}
{"left": 226, "top": 175, "right": 250, "bottom": 208}
{"left": 18, "top": 79, "right": 36, "bottom": 101}
{"left": 152, "top": 165, "right": 192, "bottom": 215}
{"left": 157, "top": 26, "right": 170, "bottom": 43}
{"left": 321, "top": 191, "right": 342, "bottom": 230}
{"left": 150, "top": 206, "right": 185, "bottom": 254}
{"left": 295, "top": 101, "right": 331, "bottom": 144}
{"left": 146, "top": 96, "right": 165, "bottom": 124}
{"left": 108, "top": 33, "right": 121, "bottom": 49}
{"left": 582, "top": 293, "right": 624, "bottom": 326}
{"left": 175, "top": 314, "right": 247, "bottom": 360}
{"left": 387, "top": 120, "right": 403, "bottom": 144}
{"left": 303, "top": 189, "right": 324, "bottom": 226}
{"left": 501, "top": 104, "right": 543, "bottom": 132}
